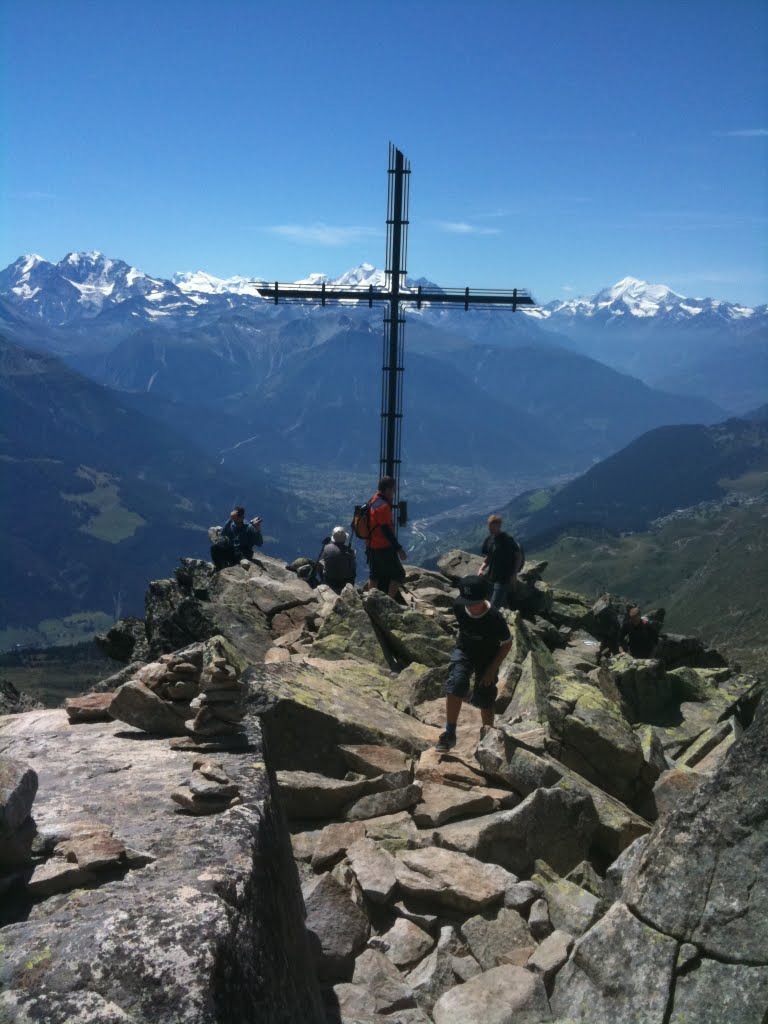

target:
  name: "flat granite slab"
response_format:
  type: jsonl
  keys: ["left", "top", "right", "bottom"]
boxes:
{"left": 0, "top": 709, "right": 324, "bottom": 1024}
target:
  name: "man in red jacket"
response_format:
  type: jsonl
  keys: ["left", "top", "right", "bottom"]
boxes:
{"left": 366, "top": 476, "right": 407, "bottom": 599}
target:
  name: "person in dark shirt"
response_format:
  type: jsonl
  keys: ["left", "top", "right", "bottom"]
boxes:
{"left": 619, "top": 606, "right": 660, "bottom": 659}
{"left": 210, "top": 506, "right": 263, "bottom": 570}
{"left": 479, "top": 514, "right": 524, "bottom": 610}
{"left": 321, "top": 526, "right": 357, "bottom": 594}
{"left": 366, "top": 476, "right": 407, "bottom": 600}
{"left": 436, "top": 575, "right": 512, "bottom": 752}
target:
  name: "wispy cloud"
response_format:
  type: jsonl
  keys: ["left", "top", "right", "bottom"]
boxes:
{"left": 715, "top": 128, "right": 768, "bottom": 138}
{"left": 561, "top": 284, "right": 576, "bottom": 293}
{"left": 265, "top": 223, "right": 380, "bottom": 246}
{"left": 433, "top": 221, "right": 501, "bottom": 236}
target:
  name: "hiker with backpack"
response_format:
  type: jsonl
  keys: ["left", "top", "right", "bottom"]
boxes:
{"left": 356, "top": 476, "right": 407, "bottom": 600}
{"left": 320, "top": 526, "right": 357, "bottom": 594}
{"left": 435, "top": 574, "right": 512, "bottom": 752}
{"left": 479, "top": 514, "right": 524, "bottom": 611}
{"left": 210, "top": 506, "right": 263, "bottom": 570}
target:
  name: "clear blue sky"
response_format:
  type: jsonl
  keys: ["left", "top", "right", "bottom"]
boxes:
{"left": 2, "top": 0, "right": 766, "bottom": 304}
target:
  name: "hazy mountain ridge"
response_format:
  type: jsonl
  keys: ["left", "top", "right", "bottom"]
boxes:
{"left": 0, "top": 335, "right": 312, "bottom": 634}
{"left": 502, "top": 418, "right": 768, "bottom": 544}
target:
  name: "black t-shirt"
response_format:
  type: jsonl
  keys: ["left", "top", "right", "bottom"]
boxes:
{"left": 621, "top": 616, "right": 659, "bottom": 658}
{"left": 453, "top": 601, "right": 511, "bottom": 665}
{"left": 481, "top": 532, "right": 522, "bottom": 583}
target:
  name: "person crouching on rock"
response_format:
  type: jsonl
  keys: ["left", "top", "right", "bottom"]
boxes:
{"left": 321, "top": 526, "right": 357, "bottom": 594}
{"left": 210, "top": 506, "right": 263, "bottom": 570}
{"left": 435, "top": 575, "right": 512, "bottom": 753}
{"left": 619, "top": 605, "right": 660, "bottom": 659}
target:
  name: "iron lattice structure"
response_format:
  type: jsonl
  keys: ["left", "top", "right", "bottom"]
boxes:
{"left": 257, "top": 144, "right": 535, "bottom": 522}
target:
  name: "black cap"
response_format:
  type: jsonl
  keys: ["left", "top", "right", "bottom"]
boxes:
{"left": 456, "top": 575, "right": 491, "bottom": 607}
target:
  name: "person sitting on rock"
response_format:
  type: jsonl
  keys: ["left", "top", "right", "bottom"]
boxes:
{"left": 320, "top": 526, "right": 357, "bottom": 594}
{"left": 436, "top": 575, "right": 512, "bottom": 753}
{"left": 619, "top": 606, "right": 660, "bottom": 659}
{"left": 479, "top": 514, "right": 524, "bottom": 611}
{"left": 210, "top": 506, "right": 263, "bottom": 570}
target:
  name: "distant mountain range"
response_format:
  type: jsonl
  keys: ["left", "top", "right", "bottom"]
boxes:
{"left": 1, "top": 253, "right": 764, "bottom": 415}
{"left": 1, "top": 251, "right": 765, "bottom": 647}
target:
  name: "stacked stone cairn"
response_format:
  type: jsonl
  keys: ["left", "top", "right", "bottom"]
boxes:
{"left": 177, "top": 641, "right": 248, "bottom": 752}
{"left": 171, "top": 757, "right": 242, "bottom": 816}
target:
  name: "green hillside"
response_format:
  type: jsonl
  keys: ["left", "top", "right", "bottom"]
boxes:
{"left": 533, "top": 497, "right": 768, "bottom": 674}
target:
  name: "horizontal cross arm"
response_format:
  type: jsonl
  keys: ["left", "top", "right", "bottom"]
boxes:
{"left": 406, "top": 286, "right": 535, "bottom": 311}
{"left": 255, "top": 281, "right": 536, "bottom": 312}
{"left": 256, "top": 282, "right": 391, "bottom": 307}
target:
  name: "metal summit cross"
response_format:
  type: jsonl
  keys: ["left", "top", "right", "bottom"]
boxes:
{"left": 257, "top": 144, "right": 534, "bottom": 520}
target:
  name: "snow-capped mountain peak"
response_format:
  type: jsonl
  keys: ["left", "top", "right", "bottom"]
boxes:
{"left": 173, "top": 270, "right": 266, "bottom": 297}
{"left": 594, "top": 276, "right": 683, "bottom": 307}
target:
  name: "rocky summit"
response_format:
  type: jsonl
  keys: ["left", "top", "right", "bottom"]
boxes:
{"left": 0, "top": 548, "right": 766, "bottom": 1023}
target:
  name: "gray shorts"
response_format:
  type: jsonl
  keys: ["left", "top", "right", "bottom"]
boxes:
{"left": 444, "top": 650, "right": 497, "bottom": 710}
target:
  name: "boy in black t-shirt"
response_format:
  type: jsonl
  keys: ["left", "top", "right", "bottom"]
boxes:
{"left": 436, "top": 575, "right": 512, "bottom": 753}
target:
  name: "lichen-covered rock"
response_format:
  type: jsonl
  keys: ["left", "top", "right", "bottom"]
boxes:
{"left": 433, "top": 786, "right": 598, "bottom": 877}
{"left": 547, "top": 676, "right": 647, "bottom": 807}
{"left": 244, "top": 661, "right": 438, "bottom": 775}
{"left": 412, "top": 782, "right": 499, "bottom": 828}
{"left": 345, "top": 838, "right": 397, "bottom": 904}
{"left": 460, "top": 907, "right": 532, "bottom": 971}
{"left": 476, "top": 726, "right": 562, "bottom": 795}
{"left": 346, "top": 783, "right": 422, "bottom": 821}
{"left": 0, "top": 709, "right": 325, "bottom": 1023}
{"left": 311, "top": 587, "right": 389, "bottom": 666}
{"left": 432, "top": 964, "right": 552, "bottom": 1024}
{"left": 549, "top": 902, "right": 678, "bottom": 1023}
{"left": 394, "top": 847, "right": 513, "bottom": 914}
{"left": 363, "top": 590, "right": 454, "bottom": 668}
{"left": 623, "top": 693, "right": 768, "bottom": 965}
{"left": 350, "top": 948, "right": 415, "bottom": 1013}
{"left": 527, "top": 929, "right": 574, "bottom": 986}
{"left": 276, "top": 769, "right": 409, "bottom": 820}
{"left": 530, "top": 864, "right": 602, "bottom": 937}
{"left": 370, "top": 917, "right": 434, "bottom": 968}
{"left": 668, "top": 958, "right": 768, "bottom": 1024}
{"left": 303, "top": 872, "right": 370, "bottom": 982}
{"left": 435, "top": 549, "right": 479, "bottom": 583}
{"left": 110, "top": 679, "right": 189, "bottom": 736}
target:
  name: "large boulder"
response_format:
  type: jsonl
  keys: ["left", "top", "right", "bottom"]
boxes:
{"left": 0, "top": 710, "right": 326, "bottom": 1023}
{"left": 549, "top": 902, "right": 677, "bottom": 1023}
{"left": 432, "top": 964, "right": 552, "bottom": 1024}
{"left": 546, "top": 676, "right": 648, "bottom": 807}
{"left": 433, "top": 786, "right": 599, "bottom": 877}
{"left": 303, "top": 872, "right": 370, "bottom": 981}
{"left": 244, "top": 661, "right": 438, "bottom": 775}
{"left": 363, "top": 590, "right": 454, "bottom": 668}
{"left": 435, "top": 549, "right": 479, "bottom": 583}
{"left": 110, "top": 679, "right": 189, "bottom": 736}
{"left": 311, "top": 588, "right": 389, "bottom": 666}
{"left": 623, "top": 694, "right": 768, "bottom": 965}
{"left": 394, "top": 847, "right": 514, "bottom": 914}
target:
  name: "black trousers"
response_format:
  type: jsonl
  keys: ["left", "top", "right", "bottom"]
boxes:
{"left": 211, "top": 542, "right": 252, "bottom": 570}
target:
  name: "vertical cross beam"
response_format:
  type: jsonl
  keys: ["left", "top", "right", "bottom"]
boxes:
{"left": 382, "top": 145, "right": 410, "bottom": 509}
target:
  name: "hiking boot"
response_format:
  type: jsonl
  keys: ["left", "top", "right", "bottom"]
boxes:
{"left": 435, "top": 731, "right": 456, "bottom": 753}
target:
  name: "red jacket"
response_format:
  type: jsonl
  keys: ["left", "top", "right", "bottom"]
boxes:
{"left": 366, "top": 491, "right": 398, "bottom": 550}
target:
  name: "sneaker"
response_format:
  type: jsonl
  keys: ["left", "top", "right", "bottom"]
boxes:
{"left": 435, "top": 731, "right": 456, "bottom": 753}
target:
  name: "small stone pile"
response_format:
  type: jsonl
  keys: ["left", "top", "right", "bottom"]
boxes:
{"left": 171, "top": 757, "right": 242, "bottom": 816}
{"left": 173, "top": 641, "right": 248, "bottom": 752}
{"left": 25, "top": 822, "right": 152, "bottom": 898}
